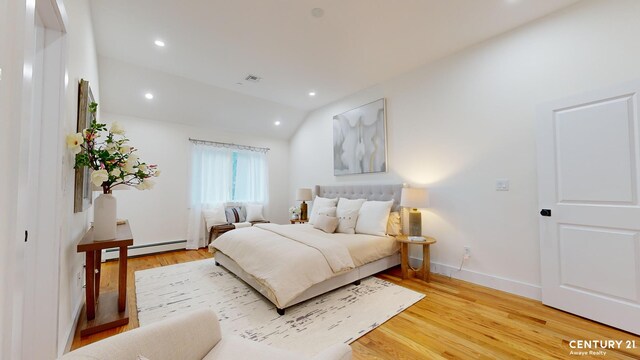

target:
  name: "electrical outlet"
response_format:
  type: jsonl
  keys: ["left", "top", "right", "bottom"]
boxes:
{"left": 464, "top": 246, "right": 471, "bottom": 259}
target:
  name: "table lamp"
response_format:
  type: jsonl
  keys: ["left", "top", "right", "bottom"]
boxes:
{"left": 400, "top": 187, "right": 429, "bottom": 236}
{"left": 296, "top": 188, "right": 313, "bottom": 220}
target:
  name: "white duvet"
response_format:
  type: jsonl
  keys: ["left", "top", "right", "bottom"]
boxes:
{"left": 210, "top": 223, "right": 398, "bottom": 307}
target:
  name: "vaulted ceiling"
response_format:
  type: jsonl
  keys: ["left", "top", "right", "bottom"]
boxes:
{"left": 91, "top": 0, "right": 579, "bottom": 139}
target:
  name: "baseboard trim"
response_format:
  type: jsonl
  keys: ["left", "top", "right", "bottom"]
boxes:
{"left": 60, "top": 297, "right": 83, "bottom": 356}
{"left": 104, "top": 240, "right": 187, "bottom": 260}
{"left": 409, "top": 256, "right": 542, "bottom": 300}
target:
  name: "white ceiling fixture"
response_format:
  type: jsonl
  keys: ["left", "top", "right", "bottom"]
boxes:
{"left": 154, "top": 39, "right": 165, "bottom": 47}
{"left": 144, "top": 92, "right": 154, "bottom": 100}
{"left": 308, "top": 91, "right": 316, "bottom": 97}
{"left": 274, "top": 121, "right": 281, "bottom": 126}
{"left": 311, "top": 8, "right": 324, "bottom": 18}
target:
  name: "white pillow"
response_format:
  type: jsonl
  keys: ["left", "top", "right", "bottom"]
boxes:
{"left": 202, "top": 204, "right": 227, "bottom": 231}
{"left": 386, "top": 211, "right": 401, "bottom": 236}
{"left": 355, "top": 200, "right": 394, "bottom": 236}
{"left": 336, "top": 209, "right": 359, "bottom": 234}
{"left": 318, "top": 207, "right": 337, "bottom": 217}
{"left": 313, "top": 215, "right": 339, "bottom": 233}
{"left": 336, "top": 198, "right": 366, "bottom": 212}
{"left": 308, "top": 196, "right": 338, "bottom": 224}
{"left": 246, "top": 204, "right": 266, "bottom": 222}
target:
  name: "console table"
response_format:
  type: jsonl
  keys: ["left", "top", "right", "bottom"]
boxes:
{"left": 77, "top": 221, "right": 133, "bottom": 336}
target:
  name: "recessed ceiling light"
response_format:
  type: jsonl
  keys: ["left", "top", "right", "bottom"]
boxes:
{"left": 274, "top": 121, "right": 281, "bottom": 126}
{"left": 145, "top": 93, "right": 154, "bottom": 100}
{"left": 308, "top": 91, "right": 316, "bottom": 97}
{"left": 311, "top": 8, "right": 324, "bottom": 18}
{"left": 154, "top": 40, "right": 165, "bottom": 47}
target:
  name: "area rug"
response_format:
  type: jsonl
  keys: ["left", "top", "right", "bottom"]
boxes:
{"left": 135, "top": 258, "right": 424, "bottom": 356}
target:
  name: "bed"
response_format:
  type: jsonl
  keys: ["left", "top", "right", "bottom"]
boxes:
{"left": 209, "top": 184, "right": 403, "bottom": 315}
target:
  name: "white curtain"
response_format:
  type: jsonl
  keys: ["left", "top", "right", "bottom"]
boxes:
{"left": 233, "top": 149, "right": 269, "bottom": 203}
{"left": 186, "top": 143, "right": 268, "bottom": 249}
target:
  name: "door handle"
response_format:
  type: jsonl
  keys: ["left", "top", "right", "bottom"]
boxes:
{"left": 540, "top": 209, "right": 551, "bottom": 217}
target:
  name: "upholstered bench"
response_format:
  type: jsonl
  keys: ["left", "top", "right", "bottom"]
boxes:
{"left": 204, "top": 203, "right": 269, "bottom": 244}
{"left": 208, "top": 220, "right": 269, "bottom": 244}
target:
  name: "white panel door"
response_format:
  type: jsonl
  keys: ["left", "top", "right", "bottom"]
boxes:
{"left": 537, "top": 80, "right": 640, "bottom": 335}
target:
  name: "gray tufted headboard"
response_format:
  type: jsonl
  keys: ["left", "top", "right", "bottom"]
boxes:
{"left": 314, "top": 184, "right": 404, "bottom": 212}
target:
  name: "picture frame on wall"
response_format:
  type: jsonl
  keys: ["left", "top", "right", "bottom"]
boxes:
{"left": 74, "top": 79, "right": 95, "bottom": 213}
{"left": 332, "top": 98, "right": 388, "bottom": 176}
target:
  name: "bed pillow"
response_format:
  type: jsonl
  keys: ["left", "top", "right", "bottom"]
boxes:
{"left": 246, "top": 204, "right": 266, "bottom": 222}
{"left": 336, "top": 209, "right": 359, "bottom": 234}
{"left": 386, "top": 211, "right": 401, "bottom": 236}
{"left": 313, "top": 215, "right": 339, "bottom": 233}
{"left": 318, "top": 207, "right": 337, "bottom": 217}
{"left": 337, "top": 198, "right": 367, "bottom": 212}
{"left": 336, "top": 198, "right": 366, "bottom": 234}
{"left": 225, "top": 206, "right": 246, "bottom": 223}
{"left": 309, "top": 196, "right": 338, "bottom": 224}
{"left": 355, "top": 200, "right": 394, "bottom": 236}
{"left": 202, "top": 204, "right": 227, "bottom": 231}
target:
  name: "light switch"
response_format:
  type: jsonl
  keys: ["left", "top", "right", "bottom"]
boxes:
{"left": 496, "top": 179, "right": 509, "bottom": 191}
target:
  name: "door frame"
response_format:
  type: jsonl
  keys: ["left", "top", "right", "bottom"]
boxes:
{"left": 0, "top": 0, "right": 68, "bottom": 358}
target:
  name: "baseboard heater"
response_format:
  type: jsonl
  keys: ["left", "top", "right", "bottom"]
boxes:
{"left": 103, "top": 239, "right": 187, "bottom": 261}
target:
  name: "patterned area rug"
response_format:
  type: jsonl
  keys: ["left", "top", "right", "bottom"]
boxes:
{"left": 135, "top": 258, "right": 424, "bottom": 356}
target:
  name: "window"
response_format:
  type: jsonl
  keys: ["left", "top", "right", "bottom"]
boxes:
{"left": 189, "top": 143, "right": 268, "bottom": 205}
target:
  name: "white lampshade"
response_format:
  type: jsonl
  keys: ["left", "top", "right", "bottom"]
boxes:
{"left": 400, "top": 187, "right": 429, "bottom": 209}
{"left": 296, "top": 188, "right": 313, "bottom": 201}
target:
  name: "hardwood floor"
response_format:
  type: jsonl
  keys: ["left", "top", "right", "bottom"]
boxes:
{"left": 71, "top": 250, "right": 640, "bottom": 359}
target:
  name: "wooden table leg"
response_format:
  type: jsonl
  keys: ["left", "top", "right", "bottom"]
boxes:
{"left": 118, "top": 246, "right": 127, "bottom": 312}
{"left": 400, "top": 242, "right": 408, "bottom": 280}
{"left": 423, "top": 244, "right": 431, "bottom": 282}
{"left": 85, "top": 250, "right": 96, "bottom": 320}
{"left": 95, "top": 249, "right": 102, "bottom": 301}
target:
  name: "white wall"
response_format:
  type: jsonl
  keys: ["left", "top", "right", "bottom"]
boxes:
{"left": 57, "top": 0, "right": 101, "bottom": 353}
{"left": 101, "top": 113, "right": 291, "bottom": 247}
{"left": 289, "top": 0, "right": 640, "bottom": 299}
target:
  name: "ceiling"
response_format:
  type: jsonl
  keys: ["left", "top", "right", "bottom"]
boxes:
{"left": 91, "top": 0, "right": 579, "bottom": 139}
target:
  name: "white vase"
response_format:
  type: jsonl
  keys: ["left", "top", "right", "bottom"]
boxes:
{"left": 94, "top": 193, "right": 117, "bottom": 240}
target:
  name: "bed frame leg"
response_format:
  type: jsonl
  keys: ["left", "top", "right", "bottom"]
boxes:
{"left": 215, "top": 261, "right": 220, "bottom": 266}
{"left": 277, "top": 307, "right": 285, "bottom": 316}
{"left": 353, "top": 279, "right": 361, "bottom": 286}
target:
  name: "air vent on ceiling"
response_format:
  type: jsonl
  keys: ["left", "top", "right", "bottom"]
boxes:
{"left": 244, "top": 74, "right": 262, "bottom": 82}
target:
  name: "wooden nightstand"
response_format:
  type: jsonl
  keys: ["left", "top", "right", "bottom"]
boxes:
{"left": 396, "top": 234, "right": 437, "bottom": 282}
{"left": 290, "top": 219, "right": 308, "bottom": 224}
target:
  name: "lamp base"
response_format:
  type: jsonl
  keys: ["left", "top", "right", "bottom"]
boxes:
{"left": 300, "top": 201, "right": 308, "bottom": 220}
{"left": 409, "top": 209, "right": 422, "bottom": 237}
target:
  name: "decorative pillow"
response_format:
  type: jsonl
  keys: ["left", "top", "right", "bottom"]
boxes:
{"left": 336, "top": 198, "right": 367, "bottom": 212}
{"left": 386, "top": 211, "right": 401, "bottom": 236}
{"left": 317, "top": 207, "right": 337, "bottom": 217}
{"left": 225, "top": 206, "right": 246, "bottom": 223}
{"left": 313, "top": 215, "right": 339, "bottom": 233}
{"left": 355, "top": 200, "right": 394, "bottom": 236}
{"left": 336, "top": 209, "right": 359, "bottom": 234}
{"left": 246, "top": 204, "right": 266, "bottom": 222}
{"left": 308, "top": 196, "right": 338, "bottom": 224}
{"left": 202, "top": 204, "right": 227, "bottom": 231}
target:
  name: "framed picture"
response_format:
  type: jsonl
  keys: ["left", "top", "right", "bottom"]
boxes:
{"left": 74, "top": 79, "right": 95, "bottom": 213}
{"left": 333, "top": 98, "right": 387, "bottom": 175}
